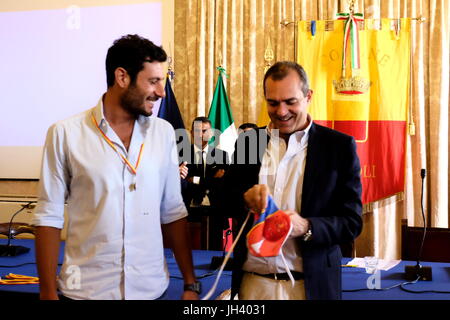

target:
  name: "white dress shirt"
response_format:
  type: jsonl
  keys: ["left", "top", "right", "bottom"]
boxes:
{"left": 242, "top": 116, "right": 312, "bottom": 274}
{"left": 192, "top": 144, "right": 210, "bottom": 205}
{"left": 193, "top": 144, "right": 209, "bottom": 179}
{"left": 32, "top": 97, "right": 187, "bottom": 300}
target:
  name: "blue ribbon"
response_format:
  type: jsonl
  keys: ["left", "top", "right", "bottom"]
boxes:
{"left": 310, "top": 20, "right": 316, "bottom": 36}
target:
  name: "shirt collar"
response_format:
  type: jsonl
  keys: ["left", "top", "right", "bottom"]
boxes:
{"left": 137, "top": 112, "right": 151, "bottom": 128}
{"left": 92, "top": 95, "right": 107, "bottom": 129}
{"left": 194, "top": 143, "right": 209, "bottom": 154}
{"left": 92, "top": 94, "right": 151, "bottom": 130}
{"left": 266, "top": 114, "right": 313, "bottom": 145}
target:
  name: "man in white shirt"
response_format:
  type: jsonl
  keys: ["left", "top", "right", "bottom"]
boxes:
{"left": 32, "top": 34, "right": 200, "bottom": 300}
{"left": 225, "top": 61, "right": 363, "bottom": 300}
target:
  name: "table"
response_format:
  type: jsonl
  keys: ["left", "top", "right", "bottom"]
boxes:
{"left": 0, "top": 239, "right": 231, "bottom": 300}
{"left": 1, "top": 239, "right": 450, "bottom": 300}
{"left": 341, "top": 257, "right": 450, "bottom": 300}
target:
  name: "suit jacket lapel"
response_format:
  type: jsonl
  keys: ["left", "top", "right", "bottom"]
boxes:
{"left": 301, "top": 123, "right": 320, "bottom": 217}
{"left": 205, "top": 147, "right": 215, "bottom": 177}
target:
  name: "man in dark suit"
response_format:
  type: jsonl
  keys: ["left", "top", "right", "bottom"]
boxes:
{"left": 179, "top": 117, "right": 229, "bottom": 250}
{"left": 225, "top": 61, "right": 363, "bottom": 300}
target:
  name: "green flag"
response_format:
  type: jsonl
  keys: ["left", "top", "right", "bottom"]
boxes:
{"left": 208, "top": 67, "right": 238, "bottom": 158}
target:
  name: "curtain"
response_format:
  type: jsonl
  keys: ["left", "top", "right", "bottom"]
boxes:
{"left": 174, "top": 0, "right": 449, "bottom": 259}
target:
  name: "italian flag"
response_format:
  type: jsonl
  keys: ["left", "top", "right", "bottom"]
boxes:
{"left": 208, "top": 67, "right": 238, "bottom": 159}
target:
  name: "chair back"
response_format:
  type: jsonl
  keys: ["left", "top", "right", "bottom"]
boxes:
{"left": 402, "top": 219, "right": 450, "bottom": 262}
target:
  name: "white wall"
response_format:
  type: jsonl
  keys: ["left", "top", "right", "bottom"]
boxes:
{"left": 0, "top": 0, "right": 173, "bottom": 179}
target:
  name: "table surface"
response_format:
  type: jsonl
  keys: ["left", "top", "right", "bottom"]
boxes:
{"left": 341, "top": 258, "right": 450, "bottom": 300}
{"left": 1, "top": 239, "right": 450, "bottom": 300}
{"left": 0, "top": 239, "right": 231, "bottom": 300}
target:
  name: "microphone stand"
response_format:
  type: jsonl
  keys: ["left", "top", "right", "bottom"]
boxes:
{"left": 0, "top": 202, "right": 34, "bottom": 257}
{"left": 404, "top": 169, "right": 432, "bottom": 281}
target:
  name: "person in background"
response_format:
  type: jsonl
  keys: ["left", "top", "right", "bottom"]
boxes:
{"left": 225, "top": 61, "right": 363, "bottom": 300}
{"left": 238, "top": 122, "right": 258, "bottom": 134}
{"left": 179, "top": 117, "right": 229, "bottom": 250}
{"left": 180, "top": 117, "right": 228, "bottom": 207}
{"left": 32, "top": 34, "right": 201, "bottom": 300}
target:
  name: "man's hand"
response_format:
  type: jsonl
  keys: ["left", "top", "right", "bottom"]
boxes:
{"left": 213, "top": 168, "right": 225, "bottom": 178}
{"left": 244, "top": 184, "right": 270, "bottom": 213}
{"left": 284, "top": 210, "right": 309, "bottom": 238}
{"left": 179, "top": 162, "right": 188, "bottom": 179}
{"left": 182, "top": 290, "right": 200, "bottom": 300}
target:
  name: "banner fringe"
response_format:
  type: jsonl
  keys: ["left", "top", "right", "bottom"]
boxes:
{"left": 363, "top": 192, "right": 404, "bottom": 214}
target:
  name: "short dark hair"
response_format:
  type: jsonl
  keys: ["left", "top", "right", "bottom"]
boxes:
{"left": 263, "top": 61, "right": 310, "bottom": 96}
{"left": 238, "top": 122, "right": 258, "bottom": 131}
{"left": 105, "top": 34, "right": 167, "bottom": 87}
{"left": 191, "top": 116, "right": 212, "bottom": 129}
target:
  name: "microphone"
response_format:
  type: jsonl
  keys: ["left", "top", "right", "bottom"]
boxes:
{"left": 210, "top": 228, "right": 234, "bottom": 271}
{"left": 404, "top": 169, "right": 432, "bottom": 281}
{"left": 0, "top": 202, "right": 36, "bottom": 257}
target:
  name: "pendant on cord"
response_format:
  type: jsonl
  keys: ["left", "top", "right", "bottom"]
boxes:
{"left": 129, "top": 176, "right": 137, "bottom": 192}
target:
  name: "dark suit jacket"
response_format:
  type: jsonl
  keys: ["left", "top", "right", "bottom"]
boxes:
{"left": 180, "top": 144, "right": 229, "bottom": 208}
{"left": 224, "top": 123, "right": 363, "bottom": 300}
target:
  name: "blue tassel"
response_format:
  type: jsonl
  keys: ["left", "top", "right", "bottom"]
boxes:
{"left": 310, "top": 20, "right": 316, "bottom": 36}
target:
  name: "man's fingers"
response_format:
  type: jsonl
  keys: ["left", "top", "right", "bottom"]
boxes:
{"left": 213, "top": 169, "right": 225, "bottom": 178}
{"left": 244, "top": 184, "right": 270, "bottom": 213}
{"left": 179, "top": 163, "right": 188, "bottom": 179}
{"left": 282, "top": 211, "right": 309, "bottom": 238}
{"left": 179, "top": 161, "right": 187, "bottom": 168}
{"left": 260, "top": 185, "right": 269, "bottom": 213}
{"left": 284, "top": 210, "right": 297, "bottom": 216}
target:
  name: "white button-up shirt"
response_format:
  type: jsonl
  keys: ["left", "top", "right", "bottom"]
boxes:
{"left": 32, "top": 97, "right": 187, "bottom": 300}
{"left": 243, "top": 116, "right": 312, "bottom": 274}
{"left": 191, "top": 144, "right": 210, "bottom": 205}
{"left": 193, "top": 143, "right": 209, "bottom": 172}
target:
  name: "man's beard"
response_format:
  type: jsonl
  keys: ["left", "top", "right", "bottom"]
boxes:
{"left": 120, "top": 84, "right": 158, "bottom": 118}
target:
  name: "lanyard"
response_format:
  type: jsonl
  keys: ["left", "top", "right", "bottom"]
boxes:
{"left": 0, "top": 273, "right": 39, "bottom": 285}
{"left": 91, "top": 113, "right": 144, "bottom": 175}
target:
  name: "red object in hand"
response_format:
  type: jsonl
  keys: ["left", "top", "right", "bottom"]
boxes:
{"left": 263, "top": 212, "right": 291, "bottom": 241}
{"left": 247, "top": 196, "right": 292, "bottom": 257}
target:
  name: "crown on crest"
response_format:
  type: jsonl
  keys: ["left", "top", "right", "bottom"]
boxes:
{"left": 333, "top": 76, "right": 371, "bottom": 95}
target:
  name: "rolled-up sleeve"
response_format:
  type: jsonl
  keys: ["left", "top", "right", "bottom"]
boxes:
{"left": 31, "top": 123, "right": 69, "bottom": 229}
{"left": 160, "top": 128, "right": 188, "bottom": 224}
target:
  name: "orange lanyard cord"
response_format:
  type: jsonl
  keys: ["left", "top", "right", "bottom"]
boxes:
{"left": 0, "top": 273, "right": 39, "bottom": 285}
{"left": 91, "top": 114, "right": 144, "bottom": 175}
